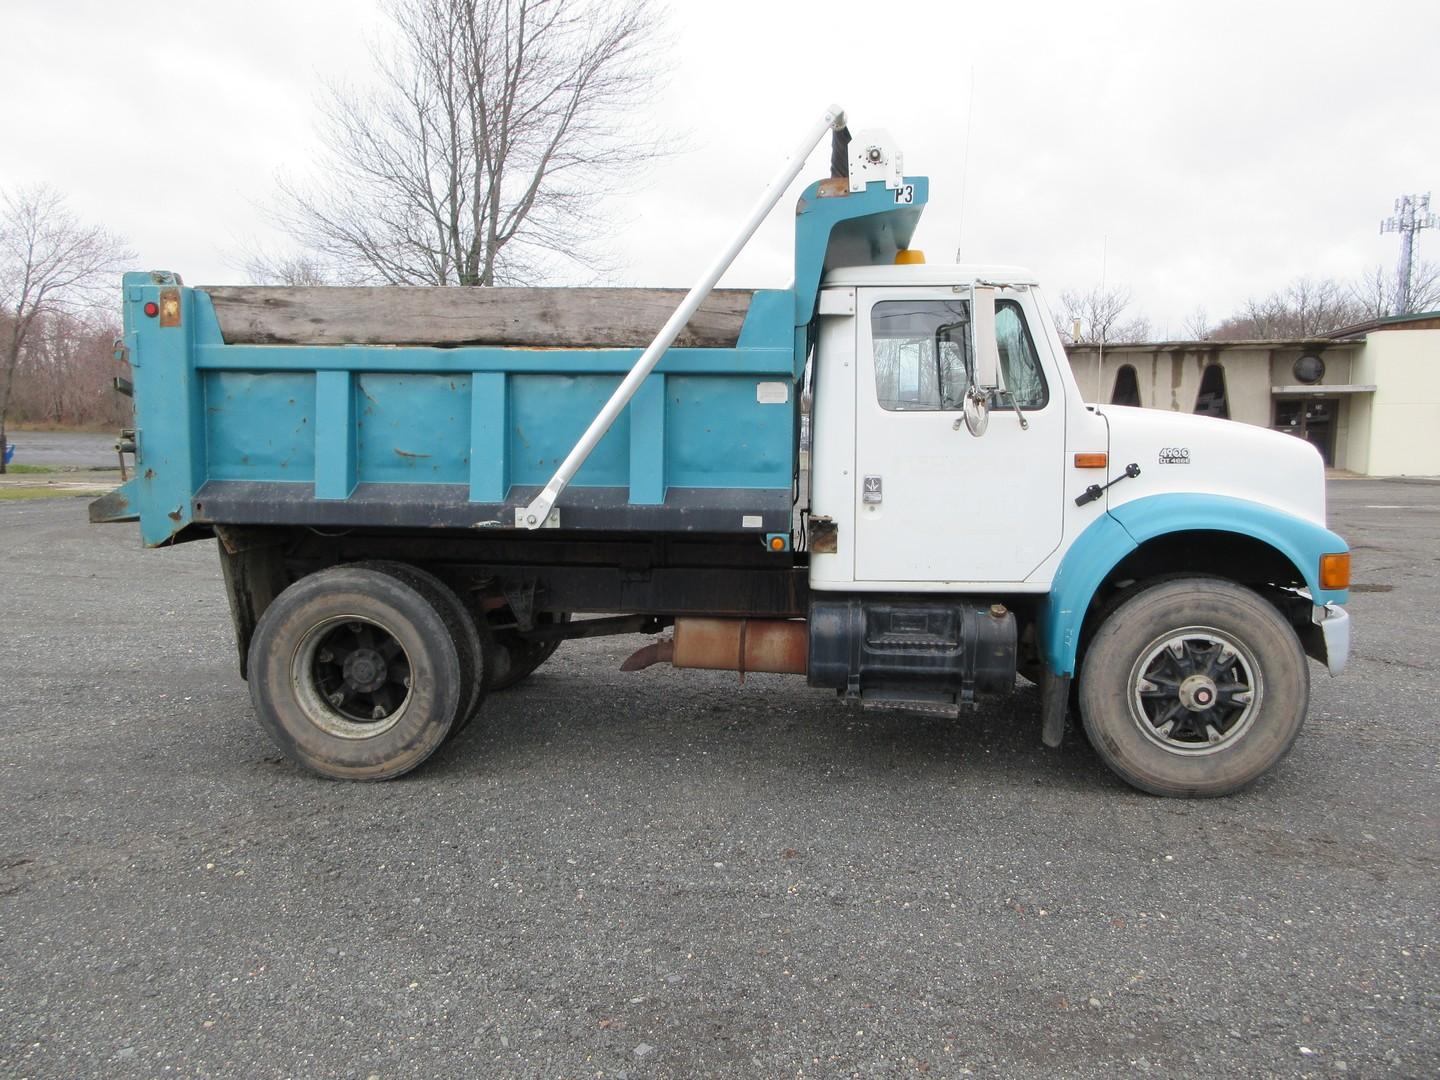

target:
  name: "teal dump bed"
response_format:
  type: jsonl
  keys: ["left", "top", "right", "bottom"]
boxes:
{"left": 99, "top": 176, "right": 926, "bottom": 546}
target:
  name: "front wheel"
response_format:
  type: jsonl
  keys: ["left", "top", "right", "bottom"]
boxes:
{"left": 1078, "top": 577, "right": 1309, "bottom": 798}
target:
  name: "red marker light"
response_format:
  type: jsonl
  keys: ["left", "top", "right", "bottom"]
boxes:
{"left": 143, "top": 301, "right": 159, "bottom": 317}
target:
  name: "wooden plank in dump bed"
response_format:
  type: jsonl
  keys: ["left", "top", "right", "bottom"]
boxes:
{"left": 202, "top": 287, "right": 756, "bottom": 349}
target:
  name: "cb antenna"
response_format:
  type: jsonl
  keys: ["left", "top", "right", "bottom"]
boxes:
{"left": 955, "top": 66, "right": 976, "bottom": 262}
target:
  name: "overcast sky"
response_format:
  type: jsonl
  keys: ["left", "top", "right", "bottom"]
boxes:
{"left": 4, "top": 0, "right": 1437, "bottom": 333}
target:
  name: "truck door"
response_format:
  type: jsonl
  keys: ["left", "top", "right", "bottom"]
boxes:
{"left": 853, "top": 286, "right": 1065, "bottom": 584}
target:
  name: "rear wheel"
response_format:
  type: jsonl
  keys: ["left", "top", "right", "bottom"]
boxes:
{"left": 1078, "top": 577, "right": 1308, "bottom": 797}
{"left": 247, "top": 566, "right": 464, "bottom": 780}
{"left": 354, "top": 561, "right": 486, "bottom": 738}
{"left": 487, "top": 611, "right": 570, "bottom": 690}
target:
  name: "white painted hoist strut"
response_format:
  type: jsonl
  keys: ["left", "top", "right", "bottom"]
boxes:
{"left": 518, "top": 104, "right": 848, "bottom": 529}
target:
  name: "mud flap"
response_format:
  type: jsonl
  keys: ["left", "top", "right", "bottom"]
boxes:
{"left": 1040, "top": 670, "right": 1071, "bottom": 748}
{"left": 88, "top": 478, "right": 139, "bottom": 524}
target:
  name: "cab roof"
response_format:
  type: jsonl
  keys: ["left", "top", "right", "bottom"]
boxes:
{"left": 821, "top": 263, "right": 1040, "bottom": 288}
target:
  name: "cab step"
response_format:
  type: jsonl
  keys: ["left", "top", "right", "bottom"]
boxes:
{"left": 858, "top": 690, "right": 963, "bottom": 719}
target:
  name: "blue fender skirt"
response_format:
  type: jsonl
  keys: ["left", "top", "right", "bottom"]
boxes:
{"left": 1040, "top": 494, "right": 1349, "bottom": 677}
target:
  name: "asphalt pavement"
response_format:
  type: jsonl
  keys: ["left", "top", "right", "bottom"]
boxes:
{"left": 3, "top": 430, "right": 118, "bottom": 469}
{"left": 0, "top": 480, "right": 1435, "bottom": 1079}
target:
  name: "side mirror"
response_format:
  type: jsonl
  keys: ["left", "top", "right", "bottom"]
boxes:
{"left": 970, "top": 284, "right": 1001, "bottom": 391}
{"left": 963, "top": 283, "right": 1002, "bottom": 436}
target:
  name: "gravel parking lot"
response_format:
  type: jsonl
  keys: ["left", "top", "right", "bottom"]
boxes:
{"left": 1, "top": 480, "right": 1436, "bottom": 1079}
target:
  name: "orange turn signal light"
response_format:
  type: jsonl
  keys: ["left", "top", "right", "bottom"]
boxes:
{"left": 769, "top": 536, "right": 787, "bottom": 551}
{"left": 1073, "top": 452, "right": 1108, "bottom": 469}
{"left": 1319, "top": 553, "right": 1350, "bottom": 591}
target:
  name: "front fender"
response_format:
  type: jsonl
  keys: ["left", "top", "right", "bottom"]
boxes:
{"left": 1040, "top": 494, "right": 1349, "bottom": 677}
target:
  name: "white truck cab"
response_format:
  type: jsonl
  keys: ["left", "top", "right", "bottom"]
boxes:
{"left": 811, "top": 264, "right": 1089, "bottom": 590}
{"left": 804, "top": 259, "right": 1349, "bottom": 796}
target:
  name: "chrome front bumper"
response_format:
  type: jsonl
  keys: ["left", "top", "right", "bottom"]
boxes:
{"left": 1312, "top": 603, "right": 1351, "bottom": 676}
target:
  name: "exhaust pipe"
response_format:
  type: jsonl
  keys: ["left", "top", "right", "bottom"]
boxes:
{"left": 621, "top": 618, "right": 807, "bottom": 676}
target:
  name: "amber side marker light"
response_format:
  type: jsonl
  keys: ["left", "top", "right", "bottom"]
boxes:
{"left": 1320, "top": 553, "right": 1351, "bottom": 591}
{"left": 158, "top": 288, "right": 182, "bottom": 328}
{"left": 1074, "top": 452, "right": 1108, "bottom": 469}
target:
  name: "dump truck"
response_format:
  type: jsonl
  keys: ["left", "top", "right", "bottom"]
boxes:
{"left": 92, "top": 107, "right": 1351, "bottom": 796}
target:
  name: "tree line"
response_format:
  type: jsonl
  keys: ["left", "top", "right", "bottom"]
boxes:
{"left": 0, "top": 186, "right": 132, "bottom": 471}
{"left": 1057, "top": 259, "right": 1440, "bottom": 346}
{"left": 0, "top": 309, "right": 129, "bottom": 431}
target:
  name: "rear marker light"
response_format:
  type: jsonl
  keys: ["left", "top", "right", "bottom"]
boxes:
{"left": 158, "top": 288, "right": 181, "bottom": 328}
{"left": 143, "top": 301, "right": 159, "bottom": 317}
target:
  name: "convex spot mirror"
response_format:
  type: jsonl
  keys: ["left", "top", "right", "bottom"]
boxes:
{"left": 962, "top": 387, "right": 990, "bottom": 437}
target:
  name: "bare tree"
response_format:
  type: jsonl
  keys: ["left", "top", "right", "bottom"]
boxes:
{"left": 1349, "top": 260, "right": 1440, "bottom": 320}
{"left": 1350, "top": 264, "right": 1393, "bottom": 321}
{"left": 1056, "top": 284, "right": 1151, "bottom": 344}
{"left": 1182, "top": 305, "right": 1210, "bottom": 340}
{"left": 0, "top": 186, "right": 132, "bottom": 472}
{"left": 1411, "top": 260, "right": 1440, "bottom": 314}
{"left": 1211, "top": 276, "right": 1367, "bottom": 340}
{"left": 270, "top": 0, "right": 665, "bottom": 286}
{"left": 241, "top": 249, "right": 335, "bottom": 286}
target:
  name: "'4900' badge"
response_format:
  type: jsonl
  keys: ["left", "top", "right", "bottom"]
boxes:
{"left": 1158, "top": 447, "right": 1191, "bottom": 464}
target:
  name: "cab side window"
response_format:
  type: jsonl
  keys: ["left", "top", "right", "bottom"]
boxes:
{"left": 871, "top": 298, "right": 1047, "bottom": 412}
{"left": 871, "top": 299, "right": 971, "bottom": 411}
{"left": 994, "top": 302, "right": 1047, "bottom": 409}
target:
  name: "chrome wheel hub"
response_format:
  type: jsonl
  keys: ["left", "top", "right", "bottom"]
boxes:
{"left": 1177, "top": 673, "right": 1219, "bottom": 712}
{"left": 1129, "top": 628, "right": 1261, "bottom": 755}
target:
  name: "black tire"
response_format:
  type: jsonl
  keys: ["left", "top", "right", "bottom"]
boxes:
{"left": 1078, "top": 577, "right": 1309, "bottom": 798}
{"left": 354, "top": 561, "right": 486, "bottom": 738}
{"left": 247, "top": 565, "right": 464, "bottom": 780}
{"left": 487, "top": 612, "right": 570, "bottom": 691}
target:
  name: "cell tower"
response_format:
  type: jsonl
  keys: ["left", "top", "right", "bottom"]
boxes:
{"left": 1380, "top": 193, "right": 1438, "bottom": 315}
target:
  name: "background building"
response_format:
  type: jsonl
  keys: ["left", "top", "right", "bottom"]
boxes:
{"left": 1065, "top": 311, "right": 1440, "bottom": 476}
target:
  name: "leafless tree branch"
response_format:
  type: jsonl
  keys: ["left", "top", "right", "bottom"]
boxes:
{"left": 1055, "top": 284, "right": 1151, "bottom": 345}
{"left": 265, "top": 0, "right": 667, "bottom": 287}
{"left": 1211, "top": 276, "right": 1370, "bottom": 340}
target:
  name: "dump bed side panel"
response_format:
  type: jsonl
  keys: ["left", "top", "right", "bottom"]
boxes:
{"left": 115, "top": 275, "right": 799, "bottom": 546}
